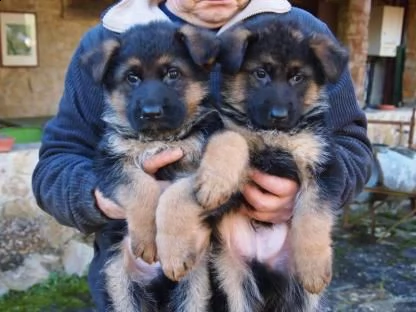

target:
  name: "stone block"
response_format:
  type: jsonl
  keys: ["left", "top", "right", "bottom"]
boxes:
{"left": 62, "top": 241, "right": 94, "bottom": 277}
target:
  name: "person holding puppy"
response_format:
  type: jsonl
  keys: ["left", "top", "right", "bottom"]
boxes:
{"left": 32, "top": 0, "right": 372, "bottom": 310}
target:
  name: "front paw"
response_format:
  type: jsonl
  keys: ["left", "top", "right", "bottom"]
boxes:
{"left": 156, "top": 226, "right": 210, "bottom": 281}
{"left": 194, "top": 171, "right": 238, "bottom": 210}
{"left": 130, "top": 230, "right": 157, "bottom": 264}
{"left": 295, "top": 251, "right": 332, "bottom": 294}
{"left": 156, "top": 178, "right": 211, "bottom": 280}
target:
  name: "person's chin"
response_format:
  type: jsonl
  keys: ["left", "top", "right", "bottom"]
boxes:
{"left": 196, "top": 8, "right": 239, "bottom": 25}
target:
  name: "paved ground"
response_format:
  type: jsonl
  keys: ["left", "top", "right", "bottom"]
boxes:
{"left": 325, "top": 201, "right": 416, "bottom": 311}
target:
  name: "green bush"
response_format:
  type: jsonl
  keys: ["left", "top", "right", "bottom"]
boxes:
{"left": 0, "top": 273, "right": 93, "bottom": 312}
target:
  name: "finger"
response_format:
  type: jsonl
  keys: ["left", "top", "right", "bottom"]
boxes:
{"left": 249, "top": 169, "right": 299, "bottom": 197}
{"left": 95, "top": 189, "right": 126, "bottom": 219}
{"left": 242, "top": 183, "right": 287, "bottom": 212}
{"left": 142, "top": 148, "right": 184, "bottom": 175}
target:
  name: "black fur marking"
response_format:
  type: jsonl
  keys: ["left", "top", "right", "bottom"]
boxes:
{"left": 316, "top": 150, "right": 343, "bottom": 207}
{"left": 251, "top": 261, "right": 307, "bottom": 312}
{"left": 93, "top": 133, "right": 130, "bottom": 203}
{"left": 250, "top": 147, "right": 300, "bottom": 184}
{"left": 146, "top": 273, "right": 177, "bottom": 311}
{"left": 202, "top": 193, "right": 245, "bottom": 228}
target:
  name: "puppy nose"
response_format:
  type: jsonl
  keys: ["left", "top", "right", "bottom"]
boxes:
{"left": 141, "top": 105, "right": 163, "bottom": 119}
{"left": 269, "top": 107, "right": 288, "bottom": 120}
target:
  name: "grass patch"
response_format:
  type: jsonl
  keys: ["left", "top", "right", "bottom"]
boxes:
{"left": 0, "top": 273, "right": 93, "bottom": 312}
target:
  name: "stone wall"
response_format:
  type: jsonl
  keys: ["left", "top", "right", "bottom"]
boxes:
{"left": 337, "top": 0, "right": 372, "bottom": 106}
{"left": 0, "top": 0, "right": 99, "bottom": 118}
{"left": 0, "top": 145, "right": 93, "bottom": 296}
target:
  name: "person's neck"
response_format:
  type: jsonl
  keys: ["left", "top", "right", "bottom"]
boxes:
{"left": 165, "top": 1, "right": 227, "bottom": 29}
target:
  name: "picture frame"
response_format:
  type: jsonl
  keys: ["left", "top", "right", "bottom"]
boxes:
{"left": 0, "top": 12, "right": 38, "bottom": 67}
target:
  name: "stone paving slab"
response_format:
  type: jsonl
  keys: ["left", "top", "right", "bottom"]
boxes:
{"left": 325, "top": 221, "right": 416, "bottom": 312}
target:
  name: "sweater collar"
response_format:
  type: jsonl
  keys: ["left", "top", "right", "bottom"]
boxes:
{"left": 102, "top": 0, "right": 291, "bottom": 33}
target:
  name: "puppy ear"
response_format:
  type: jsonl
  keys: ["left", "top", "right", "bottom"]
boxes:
{"left": 309, "top": 34, "right": 349, "bottom": 83}
{"left": 80, "top": 39, "right": 120, "bottom": 83}
{"left": 218, "top": 27, "right": 257, "bottom": 74}
{"left": 176, "top": 25, "right": 220, "bottom": 70}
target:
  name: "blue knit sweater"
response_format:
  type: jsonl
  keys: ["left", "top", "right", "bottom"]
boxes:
{"left": 32, "top": 7, "right": 373, "bottom": 235}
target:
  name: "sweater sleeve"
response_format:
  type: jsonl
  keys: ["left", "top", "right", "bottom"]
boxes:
{"left": 285, "top": 9, "right": 373, "bottom": 208}
{"left": 324, "top": 68, "right": 373, "bottom": 208}
{"left": 32, "top": 25, "right": 114, "bottom": 234}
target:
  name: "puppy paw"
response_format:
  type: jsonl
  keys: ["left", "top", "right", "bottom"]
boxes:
{"left": 156, "top": 177, "right": 211, "bottom": 281}
{"left": 157, "top": 228, "right": 210, "bottom": 281}
{"left": 194, "top": 171, "right": 238, "bottom": 210}
{"left": 194, "top": 130, "right": 249, "bottom": 210}
{"left": 129, "top": 231, "right": 157, "bottom": 264}
{"left": 296, "top": 253, "right": 332, "bottom": 294}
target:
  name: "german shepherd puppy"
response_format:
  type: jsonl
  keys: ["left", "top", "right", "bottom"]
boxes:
{"left": 159, "top": 15, "right": 349, "bottom": 311}
{"left": 82, "top": 21, "right": 220, "bottom": 311}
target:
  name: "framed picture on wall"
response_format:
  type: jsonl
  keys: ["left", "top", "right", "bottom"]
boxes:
{"left": 0, "top": 12, "right": 38, "bottom": 67}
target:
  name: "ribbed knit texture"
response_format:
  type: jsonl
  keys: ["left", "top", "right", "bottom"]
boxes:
{"left": 32, "top": 8, "right": 372, "bottom": 234}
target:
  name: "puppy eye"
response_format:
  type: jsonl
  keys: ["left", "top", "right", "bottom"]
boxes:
{"left": 289, "top": 73, "right": 304, "bottom": 85}
{"left": 254, "top": 68, "right": 268, "bottom": 80}
{"left": 166, "top": 68, "right": 180, "bottom": 80}
{"left": 126, "top": 72, "right": 140, "bottom": 85}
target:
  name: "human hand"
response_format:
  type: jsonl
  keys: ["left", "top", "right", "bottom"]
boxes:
{"left": 142, "top": 148, "right": 184, "bottom": 192}
{"left": 241, "top": 169, "right": 299, "bottom": 224}
{"left": 95, "top": 148, "right": 184, "bottom": 219}
{"left": 95, "top": 188, "right": 126, "bottom": 219}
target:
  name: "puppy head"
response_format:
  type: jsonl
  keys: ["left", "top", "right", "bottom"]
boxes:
{"left": 219, "top": 16, "right": 349, "bottom": 131}
{"left": 82, "top": 22, "right": 219, "bottom": 139}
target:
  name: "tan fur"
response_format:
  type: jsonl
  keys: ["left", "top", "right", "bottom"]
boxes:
{"left": 291, "top": 194, "right": 334, "bottom": 294}
{"left": 291, "top": 29, "right": 305, "bottom": 42}
{"left": 111, "top": 57, "right": 142, "bottom": 84}
{"left": 121, "top": 237, "right": 160, "bottom": 284}
{"left": 195, "top": 130, "right": 250, "bottom": 210}
{"left": 180, "top": 25, "right": 205, "bottom": 54}
{"left": 288, "top": 60, "right": 304, "bottom": 69}
{"left": 88, "top": 39, "right": 119, "bottom": 81}
{"left": 303, "top": 81, "right": 321, "bottom": 107}
{"left": 234, "top": 28, "right": 253, "bottom": 45}
{"left": 221, "top": 73, "right": 247, "bottom": 111}
{"left": 126, "top": 57, "right": 142, "bottom": 68}
{"left": 109, "top": 90, "right": 128, "bottom": 120}
{"left": 309, "top": 34, "right": 347, "bottom": 81}
{"left": 173, "top": 257, "right": 212, "bottom": 311}
{"left": 215, "top": 213, "right": 262, "bottom": 312}
{"left": 117, "top": 167, "right": 160, "bottom": 263}
{"left": 156, "top": 177, "right": 211, "bottom": 281}
{"left": 184, "top": 82, "right": 208, "bottom": 120}
{"left": 155, "top": 55, "right": 173, "bottom": 67}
